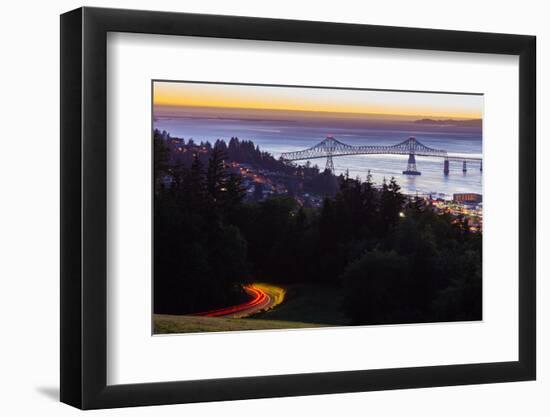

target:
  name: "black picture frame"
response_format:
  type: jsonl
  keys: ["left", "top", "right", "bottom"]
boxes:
{"left": 60, "top": 6, "right": 536, "bottom": 410}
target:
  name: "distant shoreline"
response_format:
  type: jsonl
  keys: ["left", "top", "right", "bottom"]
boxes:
{"left": 414, "top": 118, "right": 482, "bottom": 127}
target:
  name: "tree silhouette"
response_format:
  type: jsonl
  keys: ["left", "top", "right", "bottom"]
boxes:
{"left": 206, "top": 146, "right": 227, "bottom": 201}
{"left": 380, "top": 176, "right": 405, "bottom": 230}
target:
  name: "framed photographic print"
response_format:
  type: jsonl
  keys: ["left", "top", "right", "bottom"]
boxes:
{"left": 60, "top": 6, "right": 536, "bottom": 409}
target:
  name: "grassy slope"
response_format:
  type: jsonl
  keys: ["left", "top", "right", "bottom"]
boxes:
{"left": 251, "top": 284, "right": 352, "bottom": 326}
{"left": 154, "top": 283, "right": 351, "bottom": 334}
{"left": 154, "top": 314, "right": 325, "bottom": 334}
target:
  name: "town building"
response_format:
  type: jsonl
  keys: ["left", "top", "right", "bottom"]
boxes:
{"left": 453, "top": 193, "right": 482, "bottom": 204}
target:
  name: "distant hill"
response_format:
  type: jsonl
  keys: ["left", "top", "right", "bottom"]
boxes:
{"left": 414, "top": 118, "right": 482, "bottom": 127}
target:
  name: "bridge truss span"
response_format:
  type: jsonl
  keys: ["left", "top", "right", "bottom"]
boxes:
{"left": 280, "top": 135, "right": 482, "bottom": 175}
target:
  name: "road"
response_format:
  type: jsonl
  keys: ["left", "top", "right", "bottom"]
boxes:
{"left": 193, "top": 283, "right": 285, "bottom": 319}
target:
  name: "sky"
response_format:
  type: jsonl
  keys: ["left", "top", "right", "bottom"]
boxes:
{"left": 153, "top": 81, "right": 483, "bottom": 121}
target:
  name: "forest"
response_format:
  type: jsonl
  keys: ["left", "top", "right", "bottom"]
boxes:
{"left": 154, "top": 129, "right": 482, "bottom": 325}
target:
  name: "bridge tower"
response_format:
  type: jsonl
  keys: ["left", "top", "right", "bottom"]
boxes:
{"left": 402, "top": 136, "right": 421, "bottom": 175}
{"left": 323, "top": 135, "right": 336, "bottom": 172}
{"left": 325, "top": 154, "right": 334, "bottom": 172}
{"left": 462, "top": 160, "right": 467, "bottom": 173}
{"left": 444, "top": 158, "right": 450, "bottom": 175}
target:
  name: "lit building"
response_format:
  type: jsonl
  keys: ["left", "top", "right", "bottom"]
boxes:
{"left": 453, "top": 193, "right": 482, "bottom": 204}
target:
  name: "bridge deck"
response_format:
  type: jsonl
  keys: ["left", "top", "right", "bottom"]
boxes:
{"left": 280, "top": 136, "right": 481, "bottom": 162}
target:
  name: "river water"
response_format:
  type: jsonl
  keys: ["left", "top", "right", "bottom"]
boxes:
{"left": 154, "top": 117, "right": 482, "bottom": 198}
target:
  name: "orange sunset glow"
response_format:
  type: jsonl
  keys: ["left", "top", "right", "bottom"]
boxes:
{"left": 153, "top": 81, "right": 483, "bottom": 120}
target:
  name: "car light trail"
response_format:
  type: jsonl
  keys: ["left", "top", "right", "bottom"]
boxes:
{"left": 193, "top": 284, "right": 270, "bottom": 318}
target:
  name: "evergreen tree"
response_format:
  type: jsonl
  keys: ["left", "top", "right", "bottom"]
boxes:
{"left": 153, "top": 129, "right": 170, "bottom": 182}
{"left": 380, "top": 176, "right": 405, "bottom": 229}
{"left": 405, "top": 195, "right": 423, "bottom": 217}
{"left": 317, "top": 197, "right": 344, "bottom": 283}
{"left": 206, "top": 147, "right": 227, "bottom": 201}
{"left": 342, "top": 250, "right": 412, "bottom": 324}
{"left": 222, "top": 173, "right": 246, "bottom": 213}
{"left": 186, "top": 153, "right": 206, "bottom": 209}
{"left": 362, "top": 170, "right": 378, "bottom": 235}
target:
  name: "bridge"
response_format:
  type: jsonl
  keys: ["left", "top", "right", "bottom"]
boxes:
{"left": 280, "top": 135, "right": 482, "bottom": 175}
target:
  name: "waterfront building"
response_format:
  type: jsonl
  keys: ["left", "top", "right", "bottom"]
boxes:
{"left": 453, "top": 193, "right": 482, "bottom": 204}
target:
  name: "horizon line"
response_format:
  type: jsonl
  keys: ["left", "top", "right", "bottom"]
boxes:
{"left": 154, "top": 103, "right": 482, "bottom": 121}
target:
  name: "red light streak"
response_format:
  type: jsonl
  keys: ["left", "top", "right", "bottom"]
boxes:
{"left": 192, "top": 285, "right": 270, "bottom": 317}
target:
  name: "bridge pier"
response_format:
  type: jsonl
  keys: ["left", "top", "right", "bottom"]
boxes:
{"left": 444, "top": 159, "right": 449, "bottom": 175}
{"left": 403, "top": 153, "right": 421, "bottom": 175}
{"left": 463, "top": 160, "right": 467, "bottom": 173}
